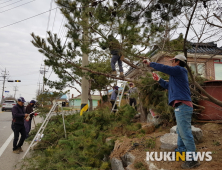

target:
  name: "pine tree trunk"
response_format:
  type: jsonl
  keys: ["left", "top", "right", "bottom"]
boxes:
{"left": 88, "top": 81, "right": 93, "bottom": 111}
{"left": 138, "top": 93, "right": 148, "bottom": 122}
{"left": 88, "top": 93, "right": 93, "bottom": 111}
{"left": 139, "top": 104, "right": 148, "bottom": 122}
{"left": 106, "top": 86, "right": 110, "bottom": 101}
{"left": 99, "top": 91, "right": 103, "bottom": 105}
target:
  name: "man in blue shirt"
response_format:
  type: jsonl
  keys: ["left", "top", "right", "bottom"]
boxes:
{"left": 143, "top": 54, "right": 200, "bottom": 169}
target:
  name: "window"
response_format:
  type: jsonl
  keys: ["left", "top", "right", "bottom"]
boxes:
{"left": 188, "top": 62, "right": 205, "bottom": 77}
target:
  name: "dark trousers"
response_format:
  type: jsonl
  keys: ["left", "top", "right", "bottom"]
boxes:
{"left": 110, "top": 101, "right": 117, "bottom": 113}
{"left": 24, "top": 119, "right": 32, "bottom": 138}
{"left": 11, "top": 122, "right": 26, "bottom": 151}
{"left": 129, "top": 98, "right": 137, "bottom": 111}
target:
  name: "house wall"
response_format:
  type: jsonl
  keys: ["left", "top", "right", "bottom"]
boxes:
{"left": 158, "top": 56, "right": 216, "bottom": 80}
{"left": 69, "top": 99, "right": 99, "bottom": 110}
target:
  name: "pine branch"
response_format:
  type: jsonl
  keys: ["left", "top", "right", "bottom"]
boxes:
{"left": 67, "top": 84, "right": 81, "bottom": 93}
{"left": 183, "top": 0, "right": 222, "bottom": 107}
{"left": 63, "top": 69, "right": 81, "bottom": 86}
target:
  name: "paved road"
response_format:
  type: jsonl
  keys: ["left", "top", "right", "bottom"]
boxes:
{"left": 0, "top": 110, "right": 42, "bottom": 170}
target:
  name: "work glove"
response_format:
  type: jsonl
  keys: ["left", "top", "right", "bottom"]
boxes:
{"left": 143, "top": 59, "right": 151, "bottom": 66}
{"left": 152, "top": 72, "right": 160, "bottom": 81}
{"left": 34, "top": 113, "right": 39, "bottom": 116}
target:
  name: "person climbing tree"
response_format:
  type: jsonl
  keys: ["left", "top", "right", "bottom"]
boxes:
{"left": 100, "top": 35, "right": 124, "bottom": 78}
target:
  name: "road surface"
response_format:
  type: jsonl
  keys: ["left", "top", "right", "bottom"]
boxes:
{"left": 0, "top": 109, "right": 42, "bottom": 170}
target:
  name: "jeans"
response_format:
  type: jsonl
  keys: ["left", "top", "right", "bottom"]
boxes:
{"left": 129, "top": 98, "right": 137, "bottom": 111}
{"left": 11, "top": 122, "right": 26, "bottom": 150}
{"left": 111, "top": 55, "right": 123, "bottom": 72}
{"left": 175, "top": 104, "right": 196, "bottom": 156}
{"left": 24, "top": 119, "right": 32, "bottom": 138}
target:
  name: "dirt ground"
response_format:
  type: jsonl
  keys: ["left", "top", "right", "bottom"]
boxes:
{"left": 110, "top": 123, "right": 222, "bottom": 170}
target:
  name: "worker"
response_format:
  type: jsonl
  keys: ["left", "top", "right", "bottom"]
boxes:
{"left": 110, "top": 85, "right": 119, "bottom": 113}
{"left": 128, "top": 82, "right": 138, "bottom": 111}
{"left": 11, "top": 97, "right": 28, "bottom": 154}
{"left": 24, "top": 100, "right": 36, "bottom": 139}
{"left": 100, "top": 35, "right": 124, "bottom": 78}
{"left": 143, "top": 54, "right": 200, "bottom": 169}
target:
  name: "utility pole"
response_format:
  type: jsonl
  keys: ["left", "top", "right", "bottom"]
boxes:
{"left": 40, "top": 65, "right": 48, "bottom": 93}
{"left": 80, "top": 15, "right": 89, "bottom": 116}
{"left": 13, "top": 85, "right": 18, "bottom": 98}
{"left": 1, "top": 68, "right": 9, "bottom": 104}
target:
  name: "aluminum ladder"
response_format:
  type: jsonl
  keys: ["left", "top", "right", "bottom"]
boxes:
{"left": 22, "top": 103, "right": 67, "bottom": 159}
{"left": 111, "top": 81, "right": 127, "bottom": 113}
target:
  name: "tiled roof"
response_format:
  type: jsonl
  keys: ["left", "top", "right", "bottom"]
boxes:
{"left": 125, "top": 42, "right": 222, "bottom": 77}
{"left": 188, "top": 42, "right": 222, "bottom": 55}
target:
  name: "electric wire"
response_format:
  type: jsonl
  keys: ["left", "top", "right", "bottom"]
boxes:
{"left": 0, "top": 0, "right": 14, "bottom": 5}
{"left": 51, "top": 6, "right": 57, "bottom": 32}
{"left": 46, "top": 0, "right": 54, "bottom": 39}
{"left": 0, "top": 7, "right": 58, "bottom": 29}
{"left": 0, "top": 0, "right": 36, "bottom": 14}
{"left": 0, "top": 0, "right": 24, "bottom": 9}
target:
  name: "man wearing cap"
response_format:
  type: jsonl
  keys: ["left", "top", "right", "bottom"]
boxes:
{"left": 143, "top": 54, "right": 200, "bottom": 169}
{"left": 128, "top": 83, "right": 138, "bottom": 111}
{"left": 11, "top": 97, "right": 28, "bottom": 154}
{"left": 24, "top": 100, "right": 36, "bottom": 139}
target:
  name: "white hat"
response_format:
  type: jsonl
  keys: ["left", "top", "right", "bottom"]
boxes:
{"left": 169, "top": 54, "right": 187, "bottom": 62}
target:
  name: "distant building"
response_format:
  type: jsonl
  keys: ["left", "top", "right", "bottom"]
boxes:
{"left": 125, "top": 42, "right": 222, "bottom": 80}
{"left": 53, "top": 94, "right": 68, "bottom": 107}
{"left": 69, "top": 95, "right": 101, "bottom": 110}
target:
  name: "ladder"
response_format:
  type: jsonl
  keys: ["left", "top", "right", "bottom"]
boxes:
{"left": 111, "top": 81, "right": 127, "bottom": 113}
{"left": 22, "top": 102, "right": 67, "bottom": 159}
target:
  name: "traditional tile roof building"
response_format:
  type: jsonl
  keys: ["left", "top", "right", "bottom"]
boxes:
{"left": 125, "top": 42, "right": 222, "bottom": 80}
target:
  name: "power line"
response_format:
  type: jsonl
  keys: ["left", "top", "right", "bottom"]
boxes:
{"left": 0, "top": 7, "right": 58, "bottom": 29}
{"left": 57, "top": 16, "right": 64, "bottom": 36}
{"left": 51, "top": 6, "right": 57, "bottom": 32}
{"left": 0, "top": 0, "right": 14, "bottom": 5}
{"left": 46, "top": 0, "right": 54, "bottom": 39}
{"left": 0, "top": 0, "right": 24, "bottom": 9}
{"left": 0, "top": 0, "right": 36, "bottom": 14}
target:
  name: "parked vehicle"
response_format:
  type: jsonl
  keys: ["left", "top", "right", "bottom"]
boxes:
{"left": 24, "top": 102, "right": 29, "bottom": 108}
{"left": 2, "top": 100, "right": 16, "bottom": 111}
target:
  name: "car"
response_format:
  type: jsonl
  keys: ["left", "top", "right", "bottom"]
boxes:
{"left": 2, "top": 100, "right": 16, "bottom": 111}
{"left": 24, "top": 102, "right": 29, "bottom": 108}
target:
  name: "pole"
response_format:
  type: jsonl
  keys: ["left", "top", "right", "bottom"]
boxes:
{"left": 80, "top": 15, "right": 89, "bottom": 116}
{"left": 43, "top": 65, "right": 45, "bottom": 92}
{"left": 40, "top": 66, "right": 48, "bottom": 93}
{"left": 13, "top": 85, "right": 18, "bottom": 98}
{"left": 1, "top": 68, "right": 7, "bottom": 104}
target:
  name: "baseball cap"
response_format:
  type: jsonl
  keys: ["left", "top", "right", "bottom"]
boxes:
{"left": 170, "top": 54, "right": 187, "bottom": 62}
{"left": 129, "top": 82, "right": 133, "bottom": 85}
{"left": 30, "top": 100, "right": 36, "bottom": 104}
{"left": 17, "top": 97, "right": 26, "bottom": 103}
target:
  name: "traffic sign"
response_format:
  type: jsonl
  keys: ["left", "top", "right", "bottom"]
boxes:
{"left": 15, "top": 80, "right": 21, "bottom": 82}
{"left": 5, "top": 91, "right": 9, "bottom": 93}
{"left": 8, "top": 80, "right": 14, "bottom": 82}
